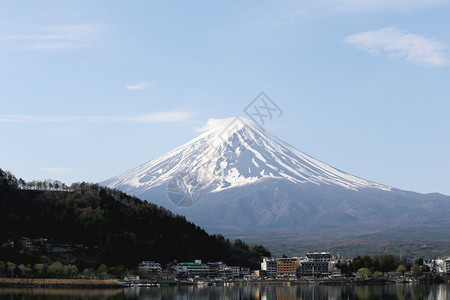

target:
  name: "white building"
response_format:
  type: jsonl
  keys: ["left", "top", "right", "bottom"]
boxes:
{"left": 444, "top": 257, "right": 450, "bottom": 274}
{"left": 171, "top": 260, "right": 212, "bottom": 278}
{"left": 298, "top": 252, "right": 332, "bottom": 277}
{"left": 138, "top": 261, "right": 162, "bottom": 273}
{"left": 261, "top": 257, "right": 277, "bottom": 278}
{"left": 230, "top": 266, "right": 241, "bottom": 277}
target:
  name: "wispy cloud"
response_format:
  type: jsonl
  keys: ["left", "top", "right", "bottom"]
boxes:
{"left": 344, "top": 28, "right": 449, "bottom": 67}
{"left": 46, "top": 127, "right": 84, "bottom": 138}
{"left": 317, "top": 0, "right": 446, "bottom": 13}
{"left": 216, "top": 0, "right": 449, "bottom": 44}
{"left": 1, "top": 24, "right": 102, "bottom": 50}
{"left": 41, "top": 167, "right": 76, "bottom": 175}
{"left": 132, "top": 111, "right": 193, "bottom": 122}
{"left": 195, "top": 117, "right": 237, "bottom": 133}
{"left": 194, "top": 117, "right": 257, "bottom": 133}
{"left": 125, "top": 81, "right": 156, "bottom": 90}
{"left": 0, "top": 111, "right": 194, "bottom": 124}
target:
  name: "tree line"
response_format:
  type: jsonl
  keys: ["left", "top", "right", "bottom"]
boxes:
{"left": 0, "top": 168, "right": 271, "bottom": 273}
{"left": 0, "top": 260, "right": 127, "bottom": 279}
{"left": 0, "top": 168, "right": 72, "bottom": 191}
{"left": 335, "top": 254, "right": 432, "bottom": 278}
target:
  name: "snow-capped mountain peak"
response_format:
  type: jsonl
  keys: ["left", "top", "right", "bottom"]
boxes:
{"left": 102, "top": 117, "right": 391, "bottom": 196}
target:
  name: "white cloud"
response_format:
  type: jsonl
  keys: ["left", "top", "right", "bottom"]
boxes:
{"left": 195, "top": 117, "right": 257, "bottom": 132}
{"left": 25, "top": 42, "right": 80, "bottom": 50}
{"left": 195, "top": 118, "right": 237, "bottom": 132}
{"left": 344, "top": 28, "right": 449, "bottom": 67}
{"left": 47, "top": 127, "right": 83, "bottom": 138}
{"left": 125, "top": 81, "right": 156, "bottom": 90}
{"left": 130, "top": 111, "right": 193, "bottom": 123}
{"left": 37, "top": 24, "right": 101, "bottom": 41}
{"left": 41, "top": 167, "right": 75, "bottom": 174}
{"left": 216, "top": 1, "right": 449, "bottom": 45}
{"left": 1, "top": 24, "right": 102, "bottom": 50}
{"left": 0, "top": 111, "right": 194, "bottom": 124}
{"left": 317, "top": 0, "right": 446, "bottom": 13}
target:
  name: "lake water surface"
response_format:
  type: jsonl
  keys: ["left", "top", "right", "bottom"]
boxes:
{"left": 0, "top": 284, "right": 448, "bottom": 299}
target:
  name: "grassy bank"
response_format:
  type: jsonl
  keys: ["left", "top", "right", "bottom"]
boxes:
{"left": 0, "top": 278, "right": 124, "bottom": 288}
{"left": 0, "top": 287, "right": 123, "bottom": 297}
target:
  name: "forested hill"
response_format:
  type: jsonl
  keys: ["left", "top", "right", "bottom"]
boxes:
{"left": 0, "top": 169, "right": 270, "bottom": 269}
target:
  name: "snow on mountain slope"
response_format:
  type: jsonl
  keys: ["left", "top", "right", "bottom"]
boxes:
{"left": 102, "top": 117, "right": 391, "bottom": 195}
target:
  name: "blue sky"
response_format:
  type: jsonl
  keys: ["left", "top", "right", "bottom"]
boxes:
{"left": 1, "top": 0, "right": 449, "bottom": 195}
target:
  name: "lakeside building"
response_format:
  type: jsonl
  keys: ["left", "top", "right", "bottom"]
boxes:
{"left": 261, "top": 257, "right": 277, "bottom": 278}
{"left": 171, "top": 260, "right": 211, "bottom": 278}
{"left": 170, "top": 260, "right": 248, "bottom": 279}
{"left": 241, "top": 267, "right": 251, "bottom": 277}
{"left": 298, "top": 252, "right": 332, "bottom": 277}
{"left": 207, "top": 262, "right": 232, "bottom": 278}
{"left": 444, "top": 257, "right": 450, "bottom": 275}
{"left": 230, "top": 266, "right": 240, "bottom": 277}
{"left": 276, "top": 257, "right": 299, "bottom": 279}
{"left": 124, "top": 275, "right": 140, "bottom": 282}
{"left": 138, "top": 261, "right": 162, "bottom": 273}
{"left": 306, "top": 252, "right": 332, "bottom": 262}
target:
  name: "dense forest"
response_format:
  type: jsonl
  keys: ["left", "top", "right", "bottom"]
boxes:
{"left": 335, "top": 254, "right": 434, "bottom": 279}
{"left": 0, "top": 169, "right": 270, "bottom": 274}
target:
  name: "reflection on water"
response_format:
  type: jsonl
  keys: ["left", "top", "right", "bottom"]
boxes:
{"left": 0, "top": 284, "right": 448, "bottom": 300}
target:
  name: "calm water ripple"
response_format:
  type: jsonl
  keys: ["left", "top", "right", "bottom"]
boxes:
{"left": 0, "top": 284, "right": 449, "bottom": 299}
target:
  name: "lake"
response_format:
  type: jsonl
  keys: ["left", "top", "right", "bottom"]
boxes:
{"left": 0, "top": 284, "right": 448, "bottom": 299}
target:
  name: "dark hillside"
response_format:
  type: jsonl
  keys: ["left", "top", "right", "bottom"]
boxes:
{"left": 0, "top": 169, "right": 269, "bottom": 269}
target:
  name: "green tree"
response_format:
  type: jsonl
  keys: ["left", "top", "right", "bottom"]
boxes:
{"left": 373, "top": 271, "right": 383, "bottom": 278}
{"left": 357, "top": 268, "right": 372, "bottom": 278}
{"left": 21, "top": 264, "right": 32, "bottom": 277}
{"left": 250, "top": 244, "right": 271, "bottom": 259}
{"left": 412, "top": 264, "right": 422, "bottom": 277}
{"left": 397, "top": 265, "right": 406, "bottom": 275}
{"left": 83, "top": 268, "right": 93, "bottom": 278}
{"left": 0, "top": 261, "right": 5, "bottom": 275}
{"left": 65, "top": 264, "right": 78, "bottom": 278}
{"left": 352, "top": 256, "right": 364, "bottom": 272}
{"left": 7, "top": 262, "right": 15, "bottom": 275}
{"left": 108, "top": 265, "right": 125, "bottom": 278}
{"left": 96, "top": 264, "right": 109, "bottom": 279}
{"left": 373, "top": 254, "right": 399, "bottom": 272}
{"left": 34, "top": 264, "right": 46, "bottom": 277}
{"left": 48, "top": 262, "right": 65, "bottom": 278}
{"left": 234, "top": 239, "right": 249, "bottom": 251}
{"left": 362, "top": 255, "right": 373, "bottom": 269}
{"left": 422, "top": 264, "right": 430, "bottom": 272}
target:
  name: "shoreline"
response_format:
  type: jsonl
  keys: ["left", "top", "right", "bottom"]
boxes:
{"left": 0, "top": 278, "right": 124, "bottom": 289}
{"left": 1, "top": 276, "right": 448, "bottom": 289}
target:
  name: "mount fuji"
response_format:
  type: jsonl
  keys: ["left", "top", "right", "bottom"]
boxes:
{"left": 102, "top": 117, "right": 450, "bottom": 248}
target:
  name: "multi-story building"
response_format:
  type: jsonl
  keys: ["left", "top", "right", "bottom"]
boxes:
{"left": 240, "top": 267, "right": 250, "bottom": 277}
{"left": 171, "top": 260, "right": 211, "bottom": 278}
{"left": 298, "top": 261, "right": 330, "bottom": 276}
{"left": 230, "top": 266, "right": 241, "bottom": 278}
{"left": 218, "top": 267, "right": 233, "bottom": 278}
{"left": 207, "top": 261, "right": 230, "bottom": 278}
{"left": 298, "top": 252, "right": 332, "bottom": 277}
{"left": 444, "top": 257, "right": 450, "bottom": 275}
{"left": 138, "top": 261, "right": 162, "bottom": 273}
{"left": 261, "top": 257, "right": 277, "bottom": 278}
{"left": 306, "top": 252, "right": 331, "bottom": 262}
{"left": 276, "top": 257, "right": 298, "bottom": 279}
